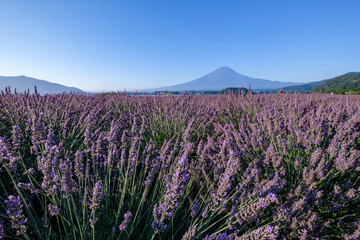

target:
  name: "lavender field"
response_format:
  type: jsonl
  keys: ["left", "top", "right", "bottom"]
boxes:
{"left": 0, "top": 90, "right": 359, "bottom": 239}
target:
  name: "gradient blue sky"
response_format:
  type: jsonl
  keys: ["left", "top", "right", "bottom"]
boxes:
{"left": 1, "top": 0, "right": 360, "bottom": 91}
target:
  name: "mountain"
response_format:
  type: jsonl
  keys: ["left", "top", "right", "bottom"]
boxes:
{"left": 144, "top": 67, "right": 301, "bottom": 92}
{"left": 282, "top": 80, "right": 325, "bottom": 92}
{"left": 0, "top": 75, "right": 84, "bottom": 94}
{"left": 310, "top": 72, "right": 360, "bottom": 93}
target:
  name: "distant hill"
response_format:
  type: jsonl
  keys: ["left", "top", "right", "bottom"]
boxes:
{"left": 310, "top": 72, "right": 360, "bottom": 93}
{"left": 217, "top": 87, "right": 252, "bottom": 94}
{"left": 282, "top": 80, "right": 325, "bottom": 92}
{"left": 0, "top": 76, "right": 84, "bottom": 94}
{"left": 144, "top": 67, "right": 301, "bottom": 92}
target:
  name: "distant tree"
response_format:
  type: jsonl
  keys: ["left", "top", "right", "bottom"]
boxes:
{"left": 217, "top": 87, "right": 251, "bottom": 95}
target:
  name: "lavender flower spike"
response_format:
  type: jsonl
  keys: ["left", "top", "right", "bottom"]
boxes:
{"left": 89, "top": 180, "right": 103, "bottom": 228}
{"left": 0, "top": 218, "right": 5, "bottom": 239}
{"left": 4, "top": 195, "right": 28, "bottom": 236}
{"left": 119, "top": 211, "right": 132, "bottom": 231}
{"left": 48, "top": 204, "right": 60, "bottom": 216}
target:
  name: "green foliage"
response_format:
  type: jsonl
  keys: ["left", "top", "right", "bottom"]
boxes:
{"left": 325, "top": 89, "right": 345, "bottom": 95}
{"left": 311, "top": 72, "right": 360, "bottom": 93}
{"left": 217, "top": 87, "right": 250, "bottom": 95}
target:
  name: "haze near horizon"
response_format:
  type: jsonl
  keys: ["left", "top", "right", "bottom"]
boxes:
{"left": 1, "top": 0, "right": 359, "bottom": 91}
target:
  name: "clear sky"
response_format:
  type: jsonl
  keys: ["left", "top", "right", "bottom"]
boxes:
{"left": 1, "top": 0, "right": 360, "bottom": 91}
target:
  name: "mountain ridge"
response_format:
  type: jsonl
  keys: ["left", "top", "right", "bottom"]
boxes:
{"left": 281, "top": 80, "right": 325, "bottom": 92}
{"left": 0, "top": 75, "right": 84, "bottom": 94}
{"left": 143, "top": 67, "right": 302, "bottom": 92}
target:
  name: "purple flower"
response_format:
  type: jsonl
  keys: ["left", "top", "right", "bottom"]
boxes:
{"left": 60, "top": 158, "right": 78, "bottom": 198}
{"left": 202, "top": 205, "right": 209, "bottom": 219}
{"left": 17, "top": 182, "right": 38, "bottom": 194}
{"left": 119, "top": 211, "right": 132, "bottom": 231}
{"left": 151, "top": 220, "right": 167, "bottom": 234}
{"left": 191, "top": 199, "right": 200, "bottom": 217}
{"left": 128, "top": 136, "right": 140, "bottom": 176}
{"left": 40, "top": 144, "right": 60, "bottom": 196}
{"left": 181, "top": 226, "right": 197, "bottom": 240}
{"left": 11, "top": 125, "right": 22, "bottom": 150}
{"left": 153, "top": 148, "right": 191, "bottom": 230}
{"left": 236, "top": 225, "right": 278, "bottom": 240}
{"left": 4, "top": 195, "right": 27, "bottom": 236}
{"left": 0, "top": 137, "right": 19, "bottom": 170}
{"left": 25, "top": 168, "right": 35, "bottom": 175}
{"left": 74, "top": 151, "right": 85, "bottom": 179}
{"left": 89, "top": 180, "right": 103, "bottom": 228}
{"left": 0, "top": 218, "right": 5, "bottom": 239}
{"left": 48, "top": 204, "right": 60, "bottom": 216}
{"left": 212, "top": 150, "right": 240, "bottom": 210}
{"left": 203, "top": 232, "right": 230, "bottom": 240}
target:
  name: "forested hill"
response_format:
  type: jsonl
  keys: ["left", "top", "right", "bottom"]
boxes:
{"left": 310, "top": 72, "right": 360, "bottom": 93}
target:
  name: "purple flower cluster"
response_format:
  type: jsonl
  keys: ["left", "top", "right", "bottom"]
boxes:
{"left": 48, "top": 203, "right": 60, "bottom": 216}
{"left": 89, "top": 180, "right": 103, "bottom": 228}
{"left": 39, "top": 144, "right": 61, "bottom": 196}
{"left": 17, "top": 182, "right": 38, "bottom": 194}
{"left": 152, "top": 161, "right": 189, "bottom": 232}
{"left": 237, "top": 225, "right": 278, "bottom": 240}
{"left": 4, "top": 195, "right": 27, "bottom": 236}
{"left": 0, "top": 218, "right": 5, "bottom": 239}
{"left": 152, "top": 150, "right": 190, "bottom": 231}
{"left": 60, "top": 157, "right": 78, "bottom": 198}
{"left": 11, "top": 125, "right": 22, "bottom": 151}
{"left": 119, "top": 211, "right": 132, "bottom": 231}
{"left": 191, "top": 198, "right": 200, "bottom": 217}
{"left": 181, "top": 226, "right": 197, "bottom": 240}
{"left": 0, "top": 137, "right": 19, "bottom": 170}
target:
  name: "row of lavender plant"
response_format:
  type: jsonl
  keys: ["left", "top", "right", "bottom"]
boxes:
{"left": 0, "top": 89, "right": 359, "bottom": 239}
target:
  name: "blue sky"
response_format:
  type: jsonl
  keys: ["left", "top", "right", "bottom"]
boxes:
{"left": 1, "top": 0, "right": 360, "bottom": 91}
